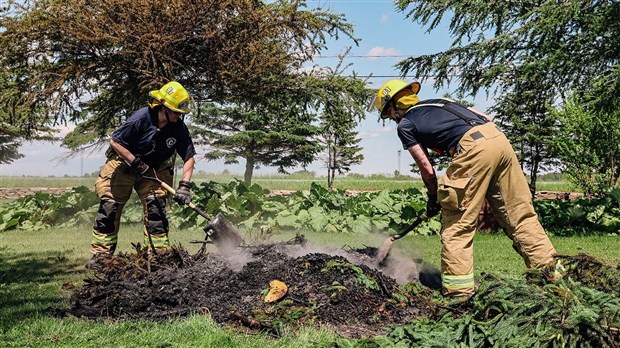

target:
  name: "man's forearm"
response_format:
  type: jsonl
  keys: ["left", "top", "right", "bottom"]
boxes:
{"left": 422, "top": 174, "right": 438, "bottom": 196}
{"left": 180, "top": 157, "right": 195, "bottom": 182}
{"left": 408, "top": 144, "right": 438, "bottom": 195}
{"left": 110, "top": 139, "right": 135, "bottom": 164}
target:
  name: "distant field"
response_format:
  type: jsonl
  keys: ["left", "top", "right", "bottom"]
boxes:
{"left": 0, "top": 174, "right": 576, "bottom": 192}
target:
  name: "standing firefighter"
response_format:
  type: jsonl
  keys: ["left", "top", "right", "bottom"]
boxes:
{"left": 373, "top": 80, "right": 556, "bottom": 299}
{"left": 88, "top": 81, "right": 196, "bottom": 262}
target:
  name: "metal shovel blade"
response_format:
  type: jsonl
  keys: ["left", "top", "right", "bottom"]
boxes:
{"left": 149, "top": 178, "right": 245, "bottom": 256}
{"left": 204, "top": 213, "right": 245, "bottom": 256}
{"left": 375, "top": 213, "right": 428, "bottom": 265}
{"left": 375, "top": 237, "right": 395, "bottom": 265}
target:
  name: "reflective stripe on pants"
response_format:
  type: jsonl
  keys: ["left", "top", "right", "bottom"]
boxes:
{"left": 442, "top": 273, "right": 475, "bottom": 291}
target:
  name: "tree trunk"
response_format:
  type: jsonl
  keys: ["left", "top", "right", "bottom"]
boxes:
{"left": 327, "top": 144, "right": 334, "bottom": 189}
{"left": 244, "top": 157, "right": 255, "bottom": 185}
{"left": 529, "top": 150, "right": 540, "bottom": 200}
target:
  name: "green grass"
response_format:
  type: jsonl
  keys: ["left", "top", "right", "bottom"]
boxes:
{"left": 0, "top": 173, "right": 575, "bottom": 192}
{"left": 0, "top": 226, "right": 343, "bottom": 347}
{"left": 0, "top": 173, "right": 425, "bottom": 191}
{"left": 0, "top": 176, "right": 95, "bottom": 188}
{"left": 1, "top": 223, "right": 618, "bottom": 346}
{"left": 2, "top": 316, "right": 339, "bottom": 348}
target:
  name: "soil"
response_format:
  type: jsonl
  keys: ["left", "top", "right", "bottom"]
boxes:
{"left": 64, "top": 240, "right": 440, "bottom": 338}
{"left": 0, "top": 187, "right": 71, "bottom": 200}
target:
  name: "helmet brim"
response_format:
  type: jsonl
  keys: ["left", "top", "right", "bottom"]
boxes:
{"left": 149, "top": 90, "right": 190, "bottom": 114}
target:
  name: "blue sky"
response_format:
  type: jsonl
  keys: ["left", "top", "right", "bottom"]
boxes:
{"left": 1, "top": 1, "right": 493, "bottom": 177}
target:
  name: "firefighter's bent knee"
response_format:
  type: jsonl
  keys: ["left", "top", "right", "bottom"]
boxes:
{"left": 93, "top": 198, "right": 120, "bottom": 233}
{"left": 145, "top": 195, "right": 169, "bottom": 235}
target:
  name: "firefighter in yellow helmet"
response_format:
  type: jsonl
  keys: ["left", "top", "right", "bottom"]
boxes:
{"left": 374, "top": 79, "right": 556, "bottom": 299}
{"left": 87, "top": 81, "right": 196, "bottom": 265}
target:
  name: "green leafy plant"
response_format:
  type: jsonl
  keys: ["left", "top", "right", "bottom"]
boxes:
{"left": 535, "top": 188, "right": 620, "bottom": 235}
{"left": 322, "top": 260, "right": 379, "bottom": 291}
{"left": 0, "top": 186, "right": 99, "bottom": 231}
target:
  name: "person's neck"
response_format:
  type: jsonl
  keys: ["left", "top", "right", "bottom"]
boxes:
{"left": 158, "top": 110, "right": 168, "bottom": 129}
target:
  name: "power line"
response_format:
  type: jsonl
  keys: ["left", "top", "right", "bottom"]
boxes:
{"left": 314, "top": 55, "right": 417, "bottom": 59}
{"left": 307, "top": 0, "right": 393, "bottom": 2}
{"left": 337, "top": 75, "right": 461, "bottom": 79}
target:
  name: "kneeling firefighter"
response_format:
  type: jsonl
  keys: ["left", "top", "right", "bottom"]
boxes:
{"left": 89, "top": 81, "right": 196, "bottom": 259}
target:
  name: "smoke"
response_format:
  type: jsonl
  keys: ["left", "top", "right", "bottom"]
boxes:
{"left": 377, "top": 253, "right": 421, "bottom": 285}
{"left": 276, "top": 242, "right": 428, "bottom": 285}
{"left": 224, "top": 248, "right": 255, "bottom": 272}
{"left": 218, "top": 237, "right": 441, "bottom": 288}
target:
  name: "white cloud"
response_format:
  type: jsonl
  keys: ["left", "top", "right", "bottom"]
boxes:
{"left": 380, "top": 14, "right": 390, "bottom": 24}
{"left": 366, "top": 46, "right": 401, "bottom": 60}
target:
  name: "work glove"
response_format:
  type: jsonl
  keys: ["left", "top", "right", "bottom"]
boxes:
{"left": 174, "top": 180, "right": 192, "bottom": 205}
{"left": 130, "top": 157, "right": 151, "bottom": 176}
{"left": 426, "top": 193, "right": 441, "bottom": 217}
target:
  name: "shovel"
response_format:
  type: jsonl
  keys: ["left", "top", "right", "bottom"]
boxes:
{"left": 375, "top": 212, "right": 428, "bottom": 264}
{"left": 143, "top": 172, "right": 245, "bottom": 256}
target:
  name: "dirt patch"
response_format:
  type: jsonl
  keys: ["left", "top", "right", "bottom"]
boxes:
{"left": 0, "top": 187, "right": 72, "bottom": 200}
{"left": 64, "top": 242, "right": 438, "bottom": 337}
{"left": 535, "top": 191, "right": 582, "bottom": 200}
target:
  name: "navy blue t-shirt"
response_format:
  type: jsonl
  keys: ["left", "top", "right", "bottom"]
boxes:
{"left": 397, "top": 99, "right": 486, "bottom": 153}
{"left": 111, "top": 107, "right": 196, "bottom": 167}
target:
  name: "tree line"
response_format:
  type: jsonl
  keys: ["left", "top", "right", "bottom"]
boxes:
{"left": 1, "top": 0, "right": 618, "bottom": 194}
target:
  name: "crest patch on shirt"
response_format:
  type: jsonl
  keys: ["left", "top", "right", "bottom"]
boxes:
{"left": 166, "top": 138, "right": 177, "bottom": 148}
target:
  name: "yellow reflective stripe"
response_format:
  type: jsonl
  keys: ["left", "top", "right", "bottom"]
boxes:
{"left": 145, "top": 235, "right": 169, "bottom": 248}
{"left": 91, "top": 234, "right": 117, "bottom": 245}
{"left": 406, "top": 98, "right": 456, "bottom": 113}
{"left": 442, "top": 273, "right": 475, "bottom": 289}
{"left": 406, "top": 103, "right": 445, "bottom": 112}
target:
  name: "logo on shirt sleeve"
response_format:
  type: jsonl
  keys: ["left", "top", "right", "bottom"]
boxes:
{"left": 166, "top": 138, "right": 177, "bottom": 148}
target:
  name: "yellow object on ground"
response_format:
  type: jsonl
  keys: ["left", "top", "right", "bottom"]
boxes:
{"left": 264, "top": 280, "right": 288, "bottom": 303}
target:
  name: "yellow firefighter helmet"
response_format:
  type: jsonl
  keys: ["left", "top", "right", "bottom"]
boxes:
{"left": 149, "top": 81, "right": 191, "bottom": 114}
{"left": 374, "top": 80, "right": 421, "bottom": 119}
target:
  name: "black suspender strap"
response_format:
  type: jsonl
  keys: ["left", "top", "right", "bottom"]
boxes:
{"left": 441, "top": 102, "right": 488, "bottom": 126}
{"left": 407, "top": 98, "right": 488, "bottom": 127}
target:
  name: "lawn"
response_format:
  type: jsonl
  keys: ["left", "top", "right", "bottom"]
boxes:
{"left": 0, "top": 173, "right": 607, "bottom": 346}
{"left": 0, "top": 172, "right": 577, "bottom": 192}
{"left": 1, "top": 222, "right": 618, "bottom": 347}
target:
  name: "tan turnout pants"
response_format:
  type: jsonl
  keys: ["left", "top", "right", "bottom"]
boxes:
{"left": 91, "top": 156, "right": 173, "bottom": 255}
{"left": 438, "top": 122, "right": 556, "bottom": 297}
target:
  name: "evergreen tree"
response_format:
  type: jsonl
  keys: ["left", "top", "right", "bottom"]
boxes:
{"left": 394, "top": 0, "right": 620, "bottom": 191}
{"left": 0, "top": 0, "right": 356, "bottom": 160}
{"left": 312, "top": 60, "right": 368, "bottom": 189}
{"left": 489, "top": 64, "right": 560, "bottom": 195}
{"left": 193, "top": 75, "right": 321, "bottom": 184}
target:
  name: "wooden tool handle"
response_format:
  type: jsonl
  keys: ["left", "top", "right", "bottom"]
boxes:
{"left": 160, "top": 181, "right": 210, "bottom": 220}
